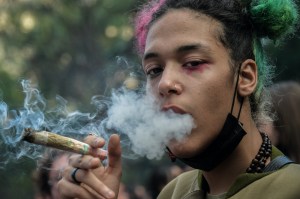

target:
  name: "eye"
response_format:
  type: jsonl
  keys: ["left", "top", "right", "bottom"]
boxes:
{"left": 183, "top": 60, "right": 206, "bottom": 69}
{"left": 146, "top": 66, "right": 164, "bottom": 78}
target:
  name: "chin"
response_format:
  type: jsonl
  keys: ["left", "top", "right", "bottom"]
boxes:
{"left": 168, "top": 136, "right": 210, "bottom": 158}
{"left": 168, "top": 141, "right": 195, "bottom": 158}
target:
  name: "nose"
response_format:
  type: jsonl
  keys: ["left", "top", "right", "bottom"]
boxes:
{"left": 158, "top": 68, "right": 183, "bottom": 97}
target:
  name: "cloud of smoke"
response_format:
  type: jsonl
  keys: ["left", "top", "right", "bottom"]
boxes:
{"left": 0, "top": 79, "right": 195, "bottom": 167}
{"left": 101, "top": 89, "right": 195, "bottom": 159}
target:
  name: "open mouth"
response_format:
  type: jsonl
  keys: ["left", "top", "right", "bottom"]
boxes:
{"left": 162, "top": 105, "right": 187, "bottom": 114}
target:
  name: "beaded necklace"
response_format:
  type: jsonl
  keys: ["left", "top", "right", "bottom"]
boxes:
{"left": 246, "top": 132, "right": 272, "bottom": 173}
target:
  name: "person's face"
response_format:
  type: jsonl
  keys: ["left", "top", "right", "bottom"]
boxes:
{"left": 143, "top": 9, "right": 236, "bottom": 158}
{"left": 48, "top": 154, "right": 69, "bottom": 199}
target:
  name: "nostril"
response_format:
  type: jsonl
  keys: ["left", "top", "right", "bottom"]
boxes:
{"left": 170, "top": 83, "right": 182, "bottom": 95}
{"left": 168, "top": 89, "right": 178, "bottom": 94}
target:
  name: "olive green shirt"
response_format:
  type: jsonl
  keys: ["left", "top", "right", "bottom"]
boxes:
{"left": 158, "top": 147, "right": 300, "bottom": 199}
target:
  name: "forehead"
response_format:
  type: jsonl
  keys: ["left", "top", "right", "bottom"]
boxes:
{"left": 51, "top": 155, "right": 68, "bottom": 170}
{"left": 144, "top": 9, "right": 225, "bottom": 55}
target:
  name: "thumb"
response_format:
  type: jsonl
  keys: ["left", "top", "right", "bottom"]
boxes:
{"left": 107, "top": 134, "right": 122, "bottom": 172}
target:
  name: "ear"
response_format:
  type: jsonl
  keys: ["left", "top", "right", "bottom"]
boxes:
{"left": 238, "top": 59, "right": 257, "bottom": 97}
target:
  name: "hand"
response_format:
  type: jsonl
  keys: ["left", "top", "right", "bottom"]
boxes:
{"left": 58, "top": 134, "right": 122, "bottom": 199}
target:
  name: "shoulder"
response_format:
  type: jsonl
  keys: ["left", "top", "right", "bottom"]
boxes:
{"left": 230, "top": 164, "right": 300, "bottom": 199}
{"left": 266, "top": 163, "right": 300, "bottom": 182}
{"left": 268, "top": 163, "right": 300, "bottom": 183}
{"left": 157, "top": 169, "right": 203, "bottom": 199}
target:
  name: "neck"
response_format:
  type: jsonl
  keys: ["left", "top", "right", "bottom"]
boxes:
{"left": 202, "top": 124, "right": 263, "bottom": 195}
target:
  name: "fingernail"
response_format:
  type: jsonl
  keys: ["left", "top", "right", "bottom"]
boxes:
{"left": 93, "top": 138, "right": 104, "bottom": 146}
{"left": 106, "top": 190, "right": 115, "bottom": 198}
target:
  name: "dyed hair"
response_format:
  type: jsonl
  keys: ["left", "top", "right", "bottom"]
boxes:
{"left": 134, "top": 0, "right": 298, "bottom": 123}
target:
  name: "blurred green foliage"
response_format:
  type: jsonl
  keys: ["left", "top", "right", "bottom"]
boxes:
{"left": 0, "top": 0, "right": 146, "bottom": 198}
{"left": 0, "top": 0, "right": 143, "bottom": 108}
{"left": 0, "top": 0, "right": 299, "bottom": 198}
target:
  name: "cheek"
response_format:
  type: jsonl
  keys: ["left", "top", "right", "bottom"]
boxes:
{"left": 146, "top": 79, "right": 160, "bottom": 96}
{"left": 193, "top": 79, "right": 232, "bottom": 120}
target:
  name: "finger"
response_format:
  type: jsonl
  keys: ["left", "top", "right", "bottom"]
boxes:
{"left": 89, "top": 148, "right": 108, "bottom": 160}
{"left": 84, "top": 134, "right": 108, "bottom": 159}
{"left": 58, "top": 178, "right": 99, "bottom": 199}
{"left": 84, "top": 134, "right": 106, "bottom": 148}
{"left": 69, "top": 154, "right": 101, "bottom": 170}
{"left": 81, "top": 183, "right": 106, "bottom": 199}
{"left": 107, "top": 134, "right": 122, "bottom": 173}
{"left": 64, "top": 167, "right": 116, "bottom": 199}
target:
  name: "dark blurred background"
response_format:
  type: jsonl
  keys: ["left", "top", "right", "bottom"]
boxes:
{"left": 0, "top": 0, "right": 299, "bottom": 198}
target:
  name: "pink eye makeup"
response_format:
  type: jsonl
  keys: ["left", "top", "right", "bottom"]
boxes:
{"left": 183, "top": 60, "right": 209, "bottom": 74}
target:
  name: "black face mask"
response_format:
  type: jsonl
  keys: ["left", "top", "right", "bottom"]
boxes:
{"left": 166, "top": 67, "right": 246, "bottom": 171}
{"left": 167, "top": 113, "right": 246, "bottom": 171}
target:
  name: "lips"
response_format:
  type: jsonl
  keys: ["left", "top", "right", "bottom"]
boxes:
{"left": 162, "top": 105, "right": 187, "bottom": 114}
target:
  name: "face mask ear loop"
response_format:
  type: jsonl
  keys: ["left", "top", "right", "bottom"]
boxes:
{"left": 230, "top": 65, "right": 244, "bottom": 121}
{"left": 237, "top": 97, "right": 244, "bottom": 120}
{"left": 230, "top": 66, "right": 241, "bottom": 114}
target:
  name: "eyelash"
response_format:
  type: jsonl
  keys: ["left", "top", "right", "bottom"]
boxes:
{"left": 183, "top": 60, "right": 206, "bottom": 69}
{"left": 145, "top": 60, "right": 207, "bottom": 78}
{"left": 145, "top": 65, "right": 163, "bottom": 78}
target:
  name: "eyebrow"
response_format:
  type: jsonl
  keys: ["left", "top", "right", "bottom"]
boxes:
{"left": 143, "top": 43, "right": 212, "bottom": 61}
{"left": 177, "top": 44, "right": 212, "bottom": 54}
{"left": 143, "top": 52, "right": 159, "bottom": 62}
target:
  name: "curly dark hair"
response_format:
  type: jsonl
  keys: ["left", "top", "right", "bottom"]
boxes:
{"left": 134, "top": 0, "right": 298, "bottom": 124}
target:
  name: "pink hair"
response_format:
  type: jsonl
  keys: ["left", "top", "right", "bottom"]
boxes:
{"left": 134, "top": 0, "right": 166, "bottom": 55}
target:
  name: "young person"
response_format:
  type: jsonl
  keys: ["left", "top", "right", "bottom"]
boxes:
{"left": 32, "top": 150, "right": 69, "bottom": 199}
{"left": 57, "top": 0, "right": 300, "bottom": 198}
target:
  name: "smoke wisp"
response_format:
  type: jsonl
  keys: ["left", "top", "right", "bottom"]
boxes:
{"left": 0, "top": 79, "right": 195, "bottom": 167}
